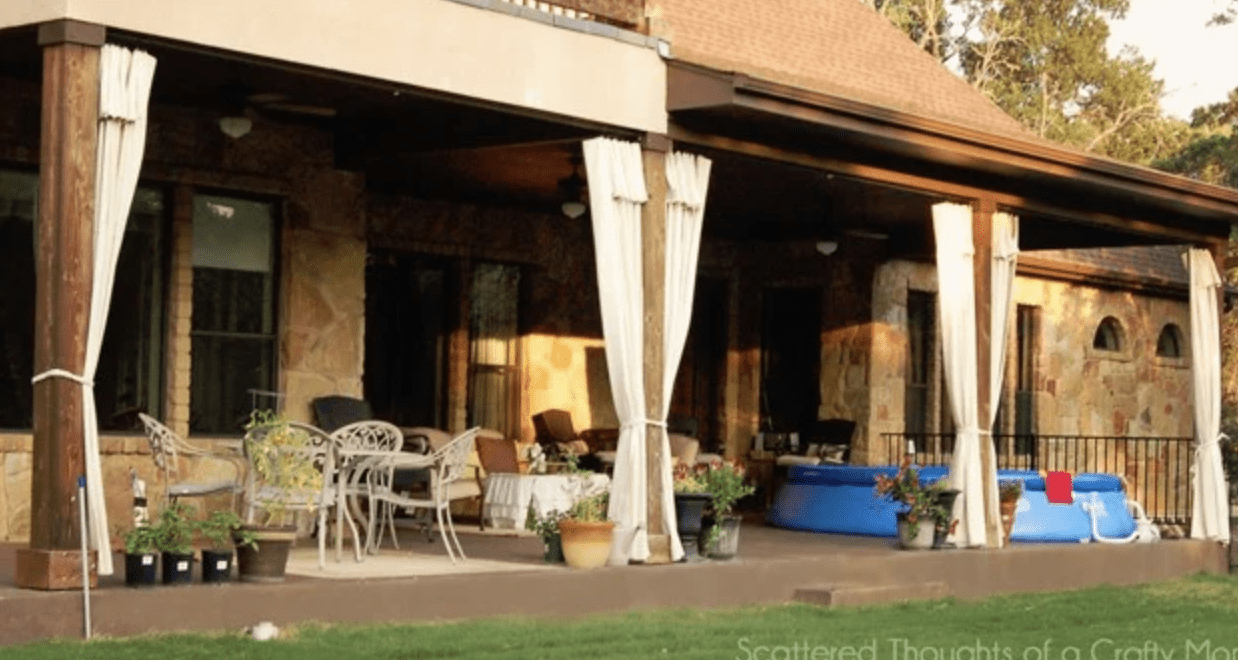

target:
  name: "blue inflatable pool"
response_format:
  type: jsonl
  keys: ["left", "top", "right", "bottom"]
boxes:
{"left": 766, "top": 464, "right": 1137, "bottom": 543}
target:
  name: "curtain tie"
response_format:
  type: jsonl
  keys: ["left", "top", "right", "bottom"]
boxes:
{"left": 620, "top": 419, "right": 668, "bottom": 431}
{"left": 32, "top": 368, "right": 93, "bottom": 387}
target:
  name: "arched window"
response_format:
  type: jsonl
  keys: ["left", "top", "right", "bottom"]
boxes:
{"left": 1092, "top": 317, "right": 1123, "bottom": 352}
{"left": 1156, "top": 324, "right": 1184, "bottom": 358}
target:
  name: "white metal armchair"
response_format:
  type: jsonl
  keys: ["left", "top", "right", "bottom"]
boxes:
{"left": 242, "top": 421, "right": 364, "bottom": 568}
{"left": 366, "top": 427, "right": 481, "bottom": 562}
{"left": 137, "top": 413, "right": 244, "bottom": 507}
{"left": 328, "top": 420, "right": 403, "bottom": 557}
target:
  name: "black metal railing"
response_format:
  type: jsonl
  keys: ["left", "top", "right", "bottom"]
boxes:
{"left": 881, "top": 432, "right": 1194, "bottom": 526}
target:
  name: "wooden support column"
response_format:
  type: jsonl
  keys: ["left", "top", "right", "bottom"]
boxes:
{"left": 16, "top": 19, "right": 104, "bottom": 590}
{"left": 972, "top": 199, "right": 1002, "bottom": 548}
{"left": 642, "top": 134, "right": 672, "bottom": 564}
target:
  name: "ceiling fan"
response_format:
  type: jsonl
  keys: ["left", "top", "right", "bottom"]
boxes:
{"left": 216, "top": 82, "right": 338, "bottom": 139}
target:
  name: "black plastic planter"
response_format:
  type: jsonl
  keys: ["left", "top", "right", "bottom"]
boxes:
{"left": 201, "top": 549, "right": 234, "bottom": 584}
{"left": 674, "top": 493, "right": 711, "bottom": 561}
{"left": 125, "top": 552, "right": 158, "bottom": 588}
{"left": 161, "top": 552, "right": 194, "bottom": 586}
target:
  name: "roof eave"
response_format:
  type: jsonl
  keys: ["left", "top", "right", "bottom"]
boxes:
{"left": 667, "top": 61, "right": 1238, "bottom": 229}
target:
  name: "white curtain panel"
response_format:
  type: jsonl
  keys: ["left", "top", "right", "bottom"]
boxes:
{"left": 932, "top": 202, "right": 987, "bottom": 548}
{"left": 582, "top": 137, "right": 651, "bottom": 563}
{"left": 986, "top": 211, "right": 1019, "bottom": 535}
{"left": 659, "top": 151, "right": 712, "bottom": 561}
{"left": 81, "top": 45, "right": 156, "bottom": 575}
{"left": 1185, "top": 248, "right": 1230, "bottom": 542}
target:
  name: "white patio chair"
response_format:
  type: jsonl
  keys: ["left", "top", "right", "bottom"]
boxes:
{"left": 137, "top": 413, "right": 244, "bottom": 508}
{"left": 328, "top": 420, "right": 403, "bottom": 556}
{"left": 242, "top": 421, "right": 363, "bottom": 568}
{"left": 367, "top": 427, "right": 481, "bottom": 562}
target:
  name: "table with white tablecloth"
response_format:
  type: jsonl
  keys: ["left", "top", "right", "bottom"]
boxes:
{"left": 484, "top": 472, "right": 610, "bottom": 530}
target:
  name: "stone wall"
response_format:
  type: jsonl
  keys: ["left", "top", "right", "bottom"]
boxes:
{"left": 866, "top": 257, "right": 1193, "bottom": 515}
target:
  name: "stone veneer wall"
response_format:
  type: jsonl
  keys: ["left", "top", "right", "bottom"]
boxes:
{"left": 868, "top": 258, "right": 1192, "bottom": 514}
{"left": 0, "top": 75, "right": 364, "bottom": 543}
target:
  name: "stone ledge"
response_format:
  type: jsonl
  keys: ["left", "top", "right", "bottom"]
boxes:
{"left": 793, "top": 581, "right": 950, "bottom": 607}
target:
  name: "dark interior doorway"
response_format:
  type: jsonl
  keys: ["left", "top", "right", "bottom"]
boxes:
{"left": 669, "top": 277, "right": 729, "bottom": 454}
{"left": 760, "top": 286, "right": 822, "bottom": 433}
{"left": 364, "top": 251, "right": 454, "bottom": 428}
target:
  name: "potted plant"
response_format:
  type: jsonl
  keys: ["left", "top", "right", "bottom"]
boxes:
{"left": 237, "top": 410, "right": 325, "bottom": 583}
{"left": 121, "top": 523, "right": 161, "bottom": 588}
{"left": 524, "top": 504, "right": 568, "bottom": 563}
{"left": 153, "top": 501, "right": 196, "bottom": 585}
{"left": 557, "top": 491, "right": 613, "bottom": 569}
{"left": 874, "top": 458, "right": 956, "bottom": 550}
{"left": 698, "top": 459, "right": 756, "bottom": 559}
{"left": 672, "top": 462, "right": 711, "bottom": 561}
{"left": 998, "top": 479, "right": 1024, "bottom": 546}
{"left": 197, "top": 510, "right": 252, "bottom": 583}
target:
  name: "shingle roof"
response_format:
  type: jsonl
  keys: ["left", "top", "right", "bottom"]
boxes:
{"left": 1027, "top": 246, "right": 1189, "bottom": 285}
{"left": 658, "top": 0, "right": 1032, "bottom": 139}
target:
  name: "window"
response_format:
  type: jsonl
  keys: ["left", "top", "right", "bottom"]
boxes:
{"left": 1156, "top": 324, "right": 1183, "bottom": 358}
{"left": 1092, "top": 316, "right": 1124, "bottom": 351}
{"left": 468, "top": 262, "right": 520, "bottom": 439}
{"left": 190, "top": 194, "right": 277, "bottom": 435}
{"left": 1013, "top": 305, "right": 1038, "bottom": 454}
{"left": 905, "top": 290, "right": 934, "bottom": 438}
{"left": 0, "top": 169, "right": 166, "bottom": 431}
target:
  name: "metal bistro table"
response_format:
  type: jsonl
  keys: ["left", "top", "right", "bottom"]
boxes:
{"left": 334, "top": 448, "right": 435, "bottom": 558}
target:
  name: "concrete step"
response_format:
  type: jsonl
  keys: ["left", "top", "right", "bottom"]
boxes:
{"left": 793, "top": 581, "right": 950, "bottom": 607}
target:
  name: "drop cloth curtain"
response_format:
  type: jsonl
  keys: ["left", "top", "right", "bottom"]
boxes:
{"left": 932, "top": 202, "right": 986, "bottom": 548}
{"left": 582, "top": 137, "right": 651, "bottom": 562}
{"left": 986, "top": 211, "right": 1020, "bottom": 539}
{"left": 1186, "top": 248, "right": 1230, "bottom": 542}
{"left": 659, "top": 151, "right": 712, "bottom": 561}
{"left": 85, "top": 45, "right": 156, "bottom": 574}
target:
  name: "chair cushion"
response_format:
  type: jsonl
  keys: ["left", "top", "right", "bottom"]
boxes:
{"left": 403, "top": 427, "right": 453, "bottom": 453}
{"left": 669, "top": 434, "right": 699, "bottom": 466}
{"left": 776, "top": 455, "right": 822, "bottom": 467}
{"left": 168, "top": 480, "right": 240, "bottom": 497}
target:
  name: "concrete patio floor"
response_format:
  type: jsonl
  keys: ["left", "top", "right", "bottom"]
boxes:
{"left": 0, "top": 515, "right": 1227, "bottom": 647}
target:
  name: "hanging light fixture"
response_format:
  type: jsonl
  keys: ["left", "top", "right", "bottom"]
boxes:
{"left": 218, "top": 115, "right": 252, "bottom": 139}
{"left": 558, "top": 152, "right": 587, "bottom": 219}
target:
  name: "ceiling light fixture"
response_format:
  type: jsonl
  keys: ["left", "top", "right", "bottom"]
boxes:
{"left": 558, "top": 152, "right": 587, "bottom": 219}
{"left": 816, "top": 240, "right": 839, "bottom": 256}
{"left": 218, "top": 115, "right": 252, "bottom": 139}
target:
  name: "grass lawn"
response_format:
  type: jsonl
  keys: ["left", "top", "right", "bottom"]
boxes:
{"left": 6, "top": 573, "right": 1238, "bottom": 659}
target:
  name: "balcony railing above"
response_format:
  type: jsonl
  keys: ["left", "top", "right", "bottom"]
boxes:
{"left": 497, "top": 0, "right": 644, "bottom": 30}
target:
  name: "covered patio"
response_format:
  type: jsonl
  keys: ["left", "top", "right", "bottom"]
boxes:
{"left": 0, "top": 520, "right": 1227, "bottom": 646}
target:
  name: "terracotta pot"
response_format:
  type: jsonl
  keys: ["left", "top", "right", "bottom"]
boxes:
{"left": 235, "top": 525, "right": 297, "bottom": 583}
{"left": 558, "top": 519, "right": 615, "bottom": 569}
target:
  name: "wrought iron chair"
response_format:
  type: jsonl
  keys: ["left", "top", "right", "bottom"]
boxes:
{"left": 366, "top": 427, "right": 481, "bottom": 562}
{"left": 137, "top": 413, "right": 244, "bottom": 508}
{"left": 328, "top": 420, "right": 403, "bottom": 554}
{"left": 242, "top": 420, "right": 363, "bottom": 568}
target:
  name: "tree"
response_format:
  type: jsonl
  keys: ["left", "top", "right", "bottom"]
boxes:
{"left": 867, "top": 0, "right": 1178, "bottom": 165}
{"left": 1156, "top": 88, "right": 1238, "bottom": 189}
{"left": 1210, "top": 0, "right": 1236, "bottom": 25}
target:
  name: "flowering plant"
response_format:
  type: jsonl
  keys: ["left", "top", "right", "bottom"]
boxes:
{"left": 675, "top": 459, "right": 755, "bottom": 515}
{"left": 673, "top": 462, "right": 708, "bottom": 495}
{"left": 874, "top": 456, "right": 956, "bottom": 540}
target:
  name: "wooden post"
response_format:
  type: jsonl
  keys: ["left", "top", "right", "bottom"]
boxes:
{"left": 642, "top": 134, "right": 672, "bottom": 564}
{"left": 16, "top": 19, "right": 104, "bottom": 590}
{"left": 972, "top": 199, "right": 1002, "bottom": 548}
